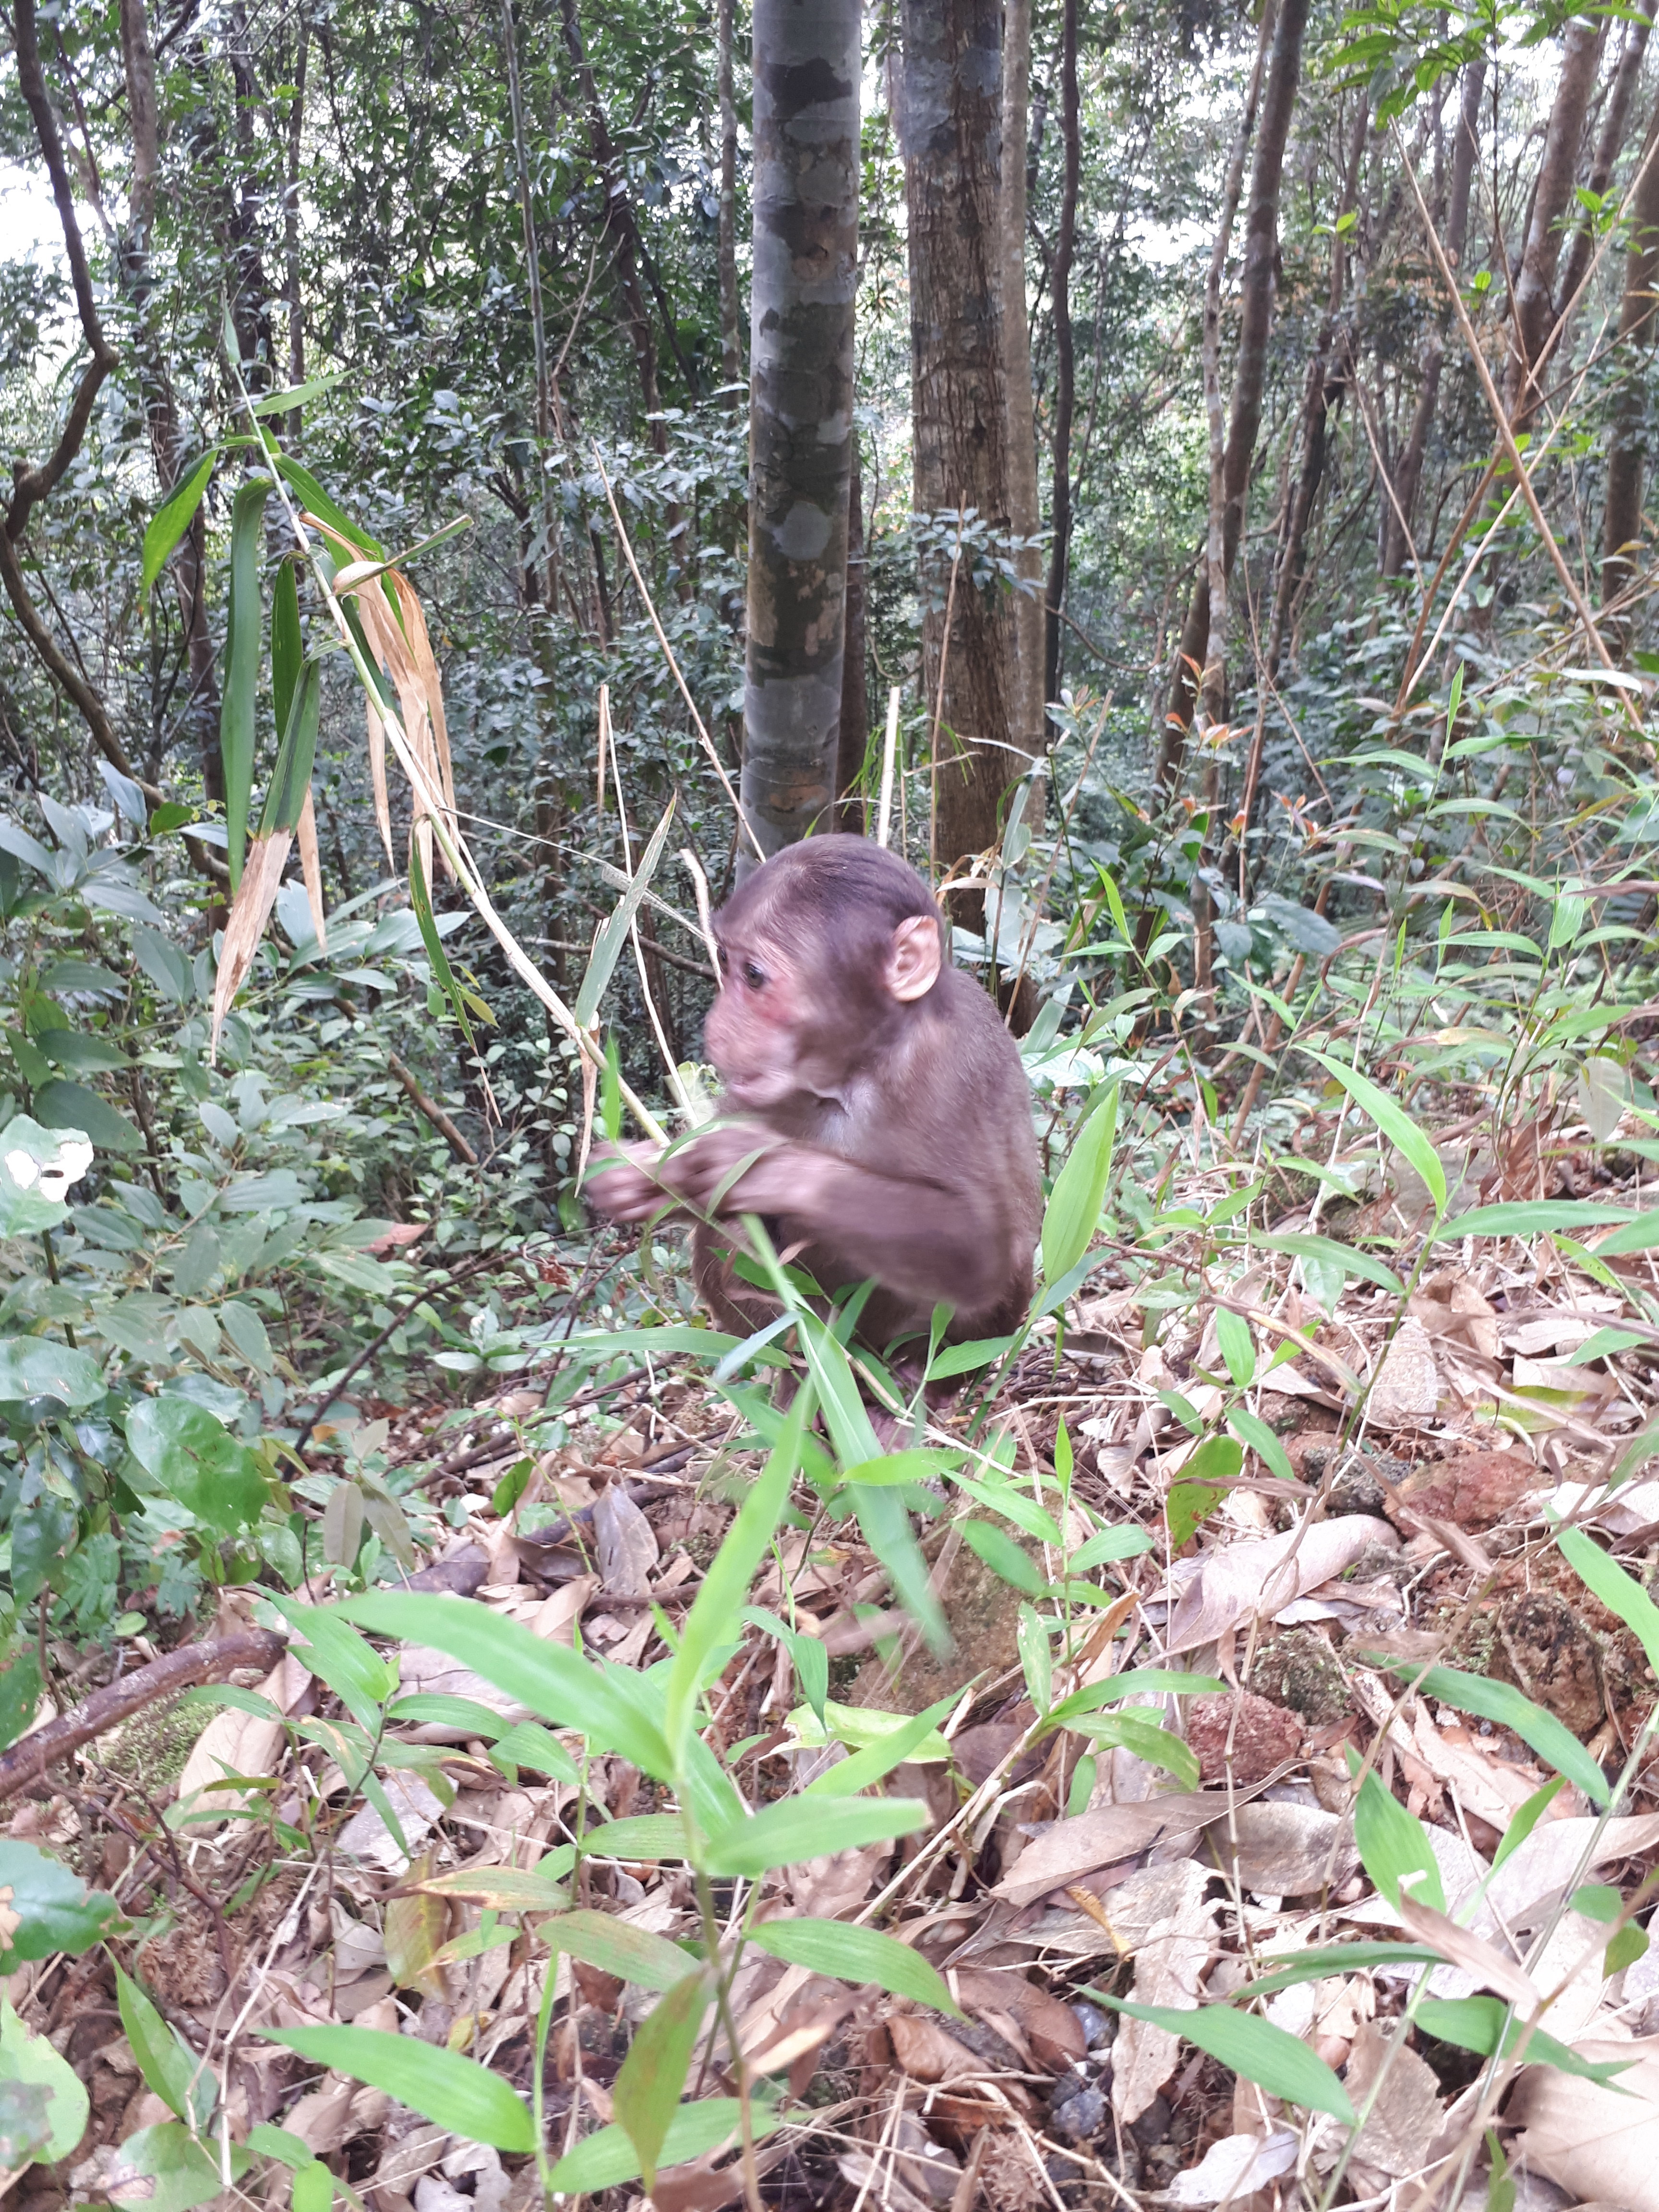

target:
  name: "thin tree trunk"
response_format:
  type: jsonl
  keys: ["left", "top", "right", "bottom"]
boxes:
{"left": 1385, "top": 60, "right": 1483, "bottom": 577}
{"left": 1602, "top": 98, "right": 1659, "bottom": 633}
{"left": 718, "top": 0, "right": 744, "bottom": 396}
{"left": 1267, "top": 91, "right": 1368, "bottom": 672}
{"left": 740, "top": 0, "right": 860, "bottom": 856}
{"left": 1506, "top": 16, "right": 1603, "bottom": 428}
{"left": 1155, "top": 0, "right": 1308, "bottom": 793}
{"left": 1001, "top": 0, "right": 1043, "bottom": 785}
{"left": 837, "top": 426, "right": 869, "bottom": 827}
{"left": 1556, "top": 10, "right": 1652, "bottom": 335}
{"left": 1040, "top": 0, "right": 1077, "bottom": 720}
{"left": 561, "top": 0, "right": 667, "bottom": 451}
{"left": 904, "top": 0, "right": 1014, "bottom": 889}
{"left": 283, "top": 11, "right": 308, "bottom": 444}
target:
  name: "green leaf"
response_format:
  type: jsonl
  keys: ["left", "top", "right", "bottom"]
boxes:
{"left": 142, "top": 451, "right": 217, "bottom": 597}
{"left": 260, "top": 2026, "right": 535, "bottom": 2152}
{"left": 247, "top": 2124, "right": 315, "bottom": 2171}
{"left": 1594, "top": 1212, "right": 1659, "bottom": 1256}
{"left": 33, "top": 1079, "right": 143, "bottom": 1154}
{"left": 1253, "top": 1232, "right": 1404, "bottom": 1294}
{"left": 1069, "top": 1524, "right": 1154, "bottom": 1573}
{"left": 852, "top": 1482, "right": 948, "bottom": 1656}
{"left": 1044, "top": 1670, "right": 1226, "bottom": 1732}
{"left": 925, "top": 1334, "right": 1017, "bottom": 1380}
{"left": 1299, "top": 1047, "right": 1447, "bottom": 1216}
{"left": 837, "top": 1448, "right": 964, "bottom": 1486}
{"left": 748, "top": 1919, "right": 961, "bottom": 2014}
{"left": 249, "top": 370, "right": 349, "bottom": 417}
{"left": 585, "top": 1814, "right": 689, "bottom": 1860}
{"left": 1227, "top": 1944, "right": 1442, "bottom": 2000}
{"left": 103, "top": 2123, "right": 247, "bottom": 2212}
{"left": 1100, "top": 1996, "right": 1354, "bottom": 2122}
{"left": 271, "top": 554, "right": 301, "bottom": 745}
{"left": 1214, "top": 1306, "right": 1257, "bottom": 1387}
{"left": 1070, "top": 1710, "right": 1200, "bottom": 1785}
{"left": 612, "top": 1968, "right": 713, "bottom": 2191}
{"left": 1042, "top": 1082, "right": 1118, "bottom": 1282}
{"left": 489, "top": 1721, "right": 580, "bottom": 1785}
{"left": 0, "top": 1334, "right": 104, "bottom": 1410}
{"left": 1431, "top": 1201, "right": 1636, "bottom": 1244}
{"left": 549, "top": 2098, "right": 774, "bottom": 2196}
{"left": 259, "top": 658, "right": 321, "bottom": 836}
{"left": 409, "top": 838, "right": 480, "bottom": 1054}
{"left": 573, "top": 798, "right": 677, "bottom": 1029}
{"left": 1382, "top": 1664, "right": 1609, "bottom": 1805}
{"left": 959, "top": 1517, "right": 1041, "bottom": 1593}
{"left": 703, "top": 1794, "right": 928, "bottom": 1878}
{"left": 337, "top": 1594, "right": 719, "bottom": 1819}
{"left": 0, "top": 1840, "right": 117, "bottom": 1969}
{"left": 1018, "top": 1603, "right": 1052, "bottom": 1717}
{"left": 666, "top": 1382, "right": 810, "bottom": 1766}
{"left": 1225, "top": 1407, "right": 1296, "bottom": 1484}
{"left": 292, "top": 2160, "right": 334, "bottom": 2212}
{"left": 0, "top": 1117, "right": 85, "bottom": 1236}
{"left": 221, "top": 477, "right": 272, "bottom": 890}
{"left": 1417, "top": 1997, "right": 1635, "bottom": 2085}
{"left": 1355, "top": 1769, "right": 1444, "bottom": 1913}
{"left": 543, "top": 1911, "right": 691, "bottom": 1990}
{"left": 1494, "top": 1779, "right": 1566, "bottom": 1870}
{"left": 116, "top": 1967, "right": 195, "bottom": 2121}
{"left": 270, "top": 1600, "right": 397, "bottom": 1733}
{"left": 1558, "top": 1526, "right": 1659, "bottom": 1675}
{"left": 126, "top": 1398, "right": 269, "bottom": 1534}
{"left": 0, "top": 1999, "right": 88, "bottom": 2163}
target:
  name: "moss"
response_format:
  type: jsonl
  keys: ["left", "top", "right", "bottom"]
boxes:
{"left": 1244, "top": 1629, "right": 1349, "bottom": 1728}
{"left": 100, "top": 1694, "right": 211, "bottom": 1795}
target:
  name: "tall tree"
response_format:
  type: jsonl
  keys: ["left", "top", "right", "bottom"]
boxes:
{"left": 740, "top": 0, "right": 861, "bottom": 855}
{"left": 1602, "top": 100, "right": 1659, "bottom": 634}
{"left": 1155, "top": 0, "right": 1309, "bottom": 793}
{"left": 1000, "top": 0, "right": 1044, "bottom": 781}
{"left": 1041, "top": 0, "right": 1078, "bottom": 718}
{"left": 1505, "top": 17, "right": 1603, "bottom": 429}
{"left": 1383, "top": 61, "right": 1482, "bottom": 579}
{"left": 718, "top": 0, "right": 745, "bottom": 393}
{"left": 902, "top": 0, "right": 1014, "bottom": 886}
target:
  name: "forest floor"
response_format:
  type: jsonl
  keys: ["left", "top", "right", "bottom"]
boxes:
{"left": 9, "top": 1126, "right": 1659, "bottom": 2212}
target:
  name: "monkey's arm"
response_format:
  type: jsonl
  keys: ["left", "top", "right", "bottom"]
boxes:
{"left": 661, "top": 1124, "right": 1013, "bottom": 1312}
{"left": 585, "top": 1143, "right": 685, "bottom": 1226}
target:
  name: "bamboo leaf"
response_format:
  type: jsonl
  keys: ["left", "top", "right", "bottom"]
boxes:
{"left": 220, "top": 478, "right": 272, "bottom": 890}
{"left": 1298, "top": 1047, "right": 1446, "bottom": 1216}
{"left": 612, "top": 1968, "right": 713, "bottom": 2191}
{"left": 409, "top": 837, "right": 479, "bottom": 1052}
{"left": 1041, "top": 1082, "right": 1118, "bottom": 1282}
{"left": 1100, "top": 1996, "right": 1355, "bottom": 2122}
{"left": 260, "top": 2027, "right": 534, "bottom": 2152}
{"left": 574, "top": 797, "right": 676, "bottom": 1028}
{"left": 748, "top": 1919, "right": 961, "bottom": 2014}
{"left": 142, "top": 451, "right": 217, "bottom": 598}
{"left": 1380, "top": 1662, "right": 1609, "bottom": 1805}
{"left": 260, "top": 660, "right": 321, "bottom": 836}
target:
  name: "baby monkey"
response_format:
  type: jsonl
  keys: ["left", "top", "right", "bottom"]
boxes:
{"left": 588, "top": 835, "right": 1041, "bottom": 1360}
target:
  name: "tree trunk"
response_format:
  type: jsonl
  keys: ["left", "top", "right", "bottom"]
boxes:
{"left": 902, "top": 0, "right": 1014, "bottom": 886}
{"left": 1556, "top": 10, "right": 1651, "bottom": 335}
{"left": 1506, "top": 16, "right": 1603, "bottom": 429}
{"left": 1384, "top": 60, "right": 1482, "bottom": 578}
{"left": 718, "top": 0, "right": 744, "bottom": 395}
{"left": 1000, "top": 0, "right": 1044, "bottom": 781}
{"left": 283, "top": 9, "right": 308, "bottom": 444}
{"left": 1602, "top": 97, "right": 1659, "bottom": 631}
{"left": 740, "top": 0, "right": 860, "bottom": 857}
{"left": 119, "top": 0, "right": 224, "bottom": 799}
{"left": 837, "top": 425, "right": 869, "bottom": 826}
{"left": 561, "top": 0, "right": 667, "bottom": 451}
{"left": 1267, "top": 91, "right": 1368, "bottom": 671}
{"left": 1155, "top": 0, "right": 1308, "bottom": 793}
{"left": 1040, "top": 0, "right": 1077, "bottom": 717}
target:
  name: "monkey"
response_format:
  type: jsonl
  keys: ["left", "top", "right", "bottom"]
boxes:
{"left": 587, "top": 835, "right": 1042, "bottom": 1365}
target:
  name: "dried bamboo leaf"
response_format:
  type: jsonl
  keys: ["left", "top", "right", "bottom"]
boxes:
{"left": 210, "top": 831, "right": 292, "bottom": 1060}
{"left": 297, "top": 787, "right": 328, "bottom": 950}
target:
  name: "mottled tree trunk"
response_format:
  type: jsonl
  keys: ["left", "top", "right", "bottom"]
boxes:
{"left": 837, "top": 427, "right": 870, "bottom": 826}
{"left": 740, "top": 0, "right": 860, "bottom": 856}
{"left": 1556, "top": 11, "right": 1652, "bottom": 331}
{"left": 1602, "top": 98, "right": 1659, "bottom": 632}
{"left": 1041, "top": 0, "right": 1077, "bottom": 717}
{"left": 1000, "top": 0, "right": 1044, "bottom": 781}
{"left": 1506, "top": 17, "right": 1602, "bottom": 429}
{"left": 1384, "top": 61, "right": 1482, "bottom": 578}
{"left": 718, "top": 0, "right": 744, "bottom": 394}
{"left": 1155, "top": 0, "right": 1307, "bottom": 793}
{"left": 903, "top": 0, "right": 1013, "bottom": 879}
{"left": 1268, "top": 93, "right": 1368, "bottom": 669}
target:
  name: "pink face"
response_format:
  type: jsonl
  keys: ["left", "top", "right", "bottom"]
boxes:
{"left": 703, "top": 932, "right": 817, "bottom": 1110}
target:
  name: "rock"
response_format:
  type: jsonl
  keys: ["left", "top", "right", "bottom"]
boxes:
{"left": 1184, "top": 1690, "right": 1303, "bottom": 1784}
{"left": 1070, "top": 2000, "right": 1114, "bottom": 2051}
{"left": 1049, "top": 2085, "right": 1106, "bottom": 2142}
{"left": 1390, "top": 1450, "right": 1539, "bottom": 1533}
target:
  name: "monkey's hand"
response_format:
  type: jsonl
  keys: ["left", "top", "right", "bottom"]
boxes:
{"left": 585, "top": 1142, "right": 681, "bottom": 1224}
{"left": 654, "top": 1121, "right": 796, "bottom": 1217}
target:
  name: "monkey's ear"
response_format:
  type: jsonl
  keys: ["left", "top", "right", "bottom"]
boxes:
{"left": 886, "top": 914, "right": 942, "bottom": 1001}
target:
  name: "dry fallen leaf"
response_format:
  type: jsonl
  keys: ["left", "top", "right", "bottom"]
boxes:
{"left": 593, "top": 1483, "right": 659, "bottom": 1595}
{"left": 1165, "top": 2129, "right": 1298, "bottom": 2206}
{"left": 887, "top": 2012, "right": 985, "bottom": 2082}
{"left": 1161, "top": 1515, "right": 1400, "bottom": 1653}
{"left": 1194, "top": 1800, "right": 1358, "bottom": 1898}
{"left": 174, "top": 1648, "right": 311, "bottom": 1827}
{"left": 1109, "top": 1858, "right": 1214, "bottom": 2125}
{"left": 1512, "top": 2047, "right": 1659, "bottom": 2211}
{"left": 994, "top": 1784, "right": 1276, "bottom": 1909}
{"left": 1368, "top": 1316, "right": 1441, "bottom": 1425}
{"left": 1339, "top": 2019, "right": 1445, "bottom": 2193}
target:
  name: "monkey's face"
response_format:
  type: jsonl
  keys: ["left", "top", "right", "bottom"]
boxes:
{"left": 704, "top": 933, "right": 842, "bottom": 1110}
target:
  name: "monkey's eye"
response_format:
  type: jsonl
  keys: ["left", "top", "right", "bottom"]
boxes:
{"left": 717, "top": 946, "right": 729, "bottom": 971}
{"left": 743, "top": 961, "right": 767, "bottom": 990}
